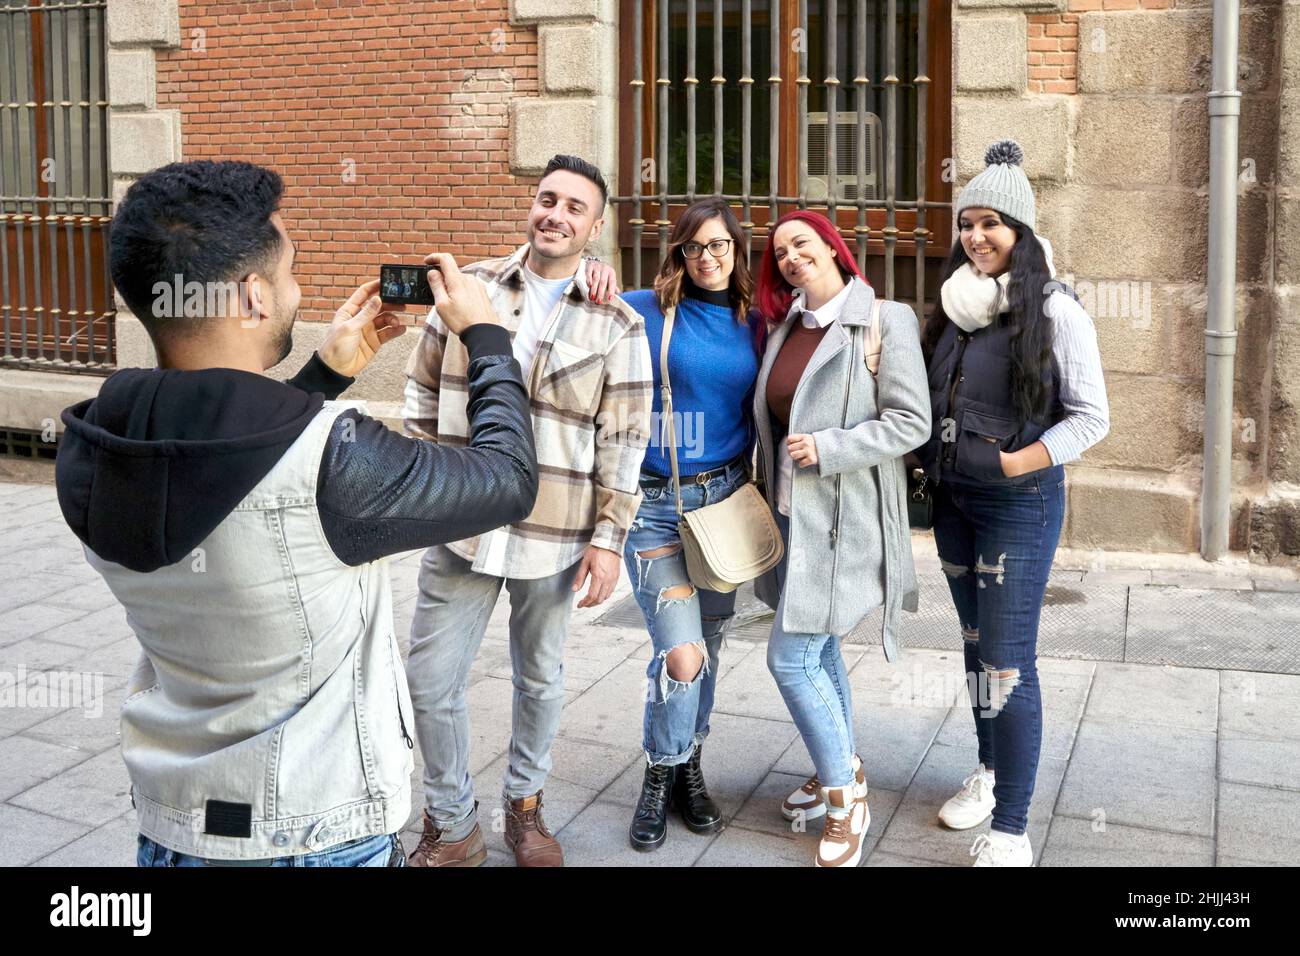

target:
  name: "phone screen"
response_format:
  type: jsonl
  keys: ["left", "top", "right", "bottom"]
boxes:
{"left": 379, "top": 264, "right": 435, "bottom": 305}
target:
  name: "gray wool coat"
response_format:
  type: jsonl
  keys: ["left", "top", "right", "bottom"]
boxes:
{"left": 753, "top": 278, "right": 932, "bottom": 661}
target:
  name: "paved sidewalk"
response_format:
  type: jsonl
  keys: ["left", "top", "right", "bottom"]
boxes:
{"left": 1, "top": 478, "right": 1298, "bottom": 867}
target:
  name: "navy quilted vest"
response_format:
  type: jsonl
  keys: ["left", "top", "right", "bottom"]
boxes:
{"left": 919, "top": 313, "right": 1065, "bottom": 487}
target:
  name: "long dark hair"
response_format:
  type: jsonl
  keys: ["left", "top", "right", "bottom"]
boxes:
{"left": 922, "top": 213, "right": 1055, "bottom": 426}
{"left": 652, "top": 198, "right": 754, "bottom": 321}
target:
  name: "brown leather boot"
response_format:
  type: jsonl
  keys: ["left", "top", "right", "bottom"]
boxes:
{"left": 503, "top": 790, "right": 563, "bottom": 867}
{"left": 407, "top": 809, "right": 487, "bottom": 867}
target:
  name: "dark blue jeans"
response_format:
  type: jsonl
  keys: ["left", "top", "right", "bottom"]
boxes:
{"left": 931, "top": 465, "right": 1066, "bottom": 835}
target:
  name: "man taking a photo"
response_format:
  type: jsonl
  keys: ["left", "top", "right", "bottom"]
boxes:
{"left": 56, "top": 159, "right": 538, "bottom": 867}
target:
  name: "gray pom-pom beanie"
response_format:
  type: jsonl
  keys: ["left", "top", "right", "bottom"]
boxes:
{"left": 955, "top": 139, "right": 1036, "bottom": 231}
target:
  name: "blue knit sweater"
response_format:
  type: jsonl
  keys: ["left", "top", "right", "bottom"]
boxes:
{"left": 621, "top": 287, "right": 759, "bottom": 477}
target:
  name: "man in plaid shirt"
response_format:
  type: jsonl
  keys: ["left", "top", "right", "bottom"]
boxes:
{"left": 402, "top": 155, "right": 652, "bottom": 867}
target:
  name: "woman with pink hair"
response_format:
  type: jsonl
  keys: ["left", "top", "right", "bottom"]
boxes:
{"left": 751, "top": 210, "right": 931, "bottom": 867}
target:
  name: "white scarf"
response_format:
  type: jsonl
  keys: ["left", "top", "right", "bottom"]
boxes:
{"left": 939, "top": 235, "right": 1058, "bottom": 333}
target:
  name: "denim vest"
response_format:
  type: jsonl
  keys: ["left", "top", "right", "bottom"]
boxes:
{"left": 87, "top": 403, "right": 414, "bottom": 860}
{"left": 920, "top": 315, "right": 1065, "bottom": 487}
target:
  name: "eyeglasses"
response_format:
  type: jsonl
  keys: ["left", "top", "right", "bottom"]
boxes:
{"left": 680, "top": 238, "right": 734, "bottom": 260}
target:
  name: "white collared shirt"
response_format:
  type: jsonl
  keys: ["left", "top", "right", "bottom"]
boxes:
{"left": 791, "top": 277, "right": 854, "bottom": 331}
{"left": 775, "top": 278, "right": 859, "bottom": 516}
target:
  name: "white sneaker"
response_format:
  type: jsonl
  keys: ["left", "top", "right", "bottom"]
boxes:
{"left": 970, "top": 830, "right": 1032, "bottom": 867}
{"left": 782, "top": 754, "right": 866, "bottom": 823}
{"left": 814, "top": 783, "right": 870, "bottom": 868}
{"left": 938, "top": 764, "right": 995, "bottom": 830}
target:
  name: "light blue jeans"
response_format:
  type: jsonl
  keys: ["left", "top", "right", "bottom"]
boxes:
{"left": 406, "top": 545, "right": 577, "bottom": 842}
{"left": 136, "top": 832, "right": 403, "bottom": 867}
{"left": 623, "top": 460, "right": 747, "bottom": 766}
{"left": 765, "top": 513, "right": 856, "bottom": 788}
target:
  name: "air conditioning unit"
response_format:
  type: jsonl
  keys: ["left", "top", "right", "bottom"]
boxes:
{"left": 806, "top": 175, "right": 873, "bottom": 205}
{"left": 806, "top": 111, "right": 882, "bottom": 203}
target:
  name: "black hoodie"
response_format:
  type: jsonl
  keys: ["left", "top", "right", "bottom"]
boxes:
{"left": 56, "top": 325, "right": 538, "bottom": 572}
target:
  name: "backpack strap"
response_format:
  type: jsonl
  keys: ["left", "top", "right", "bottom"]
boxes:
{"left": 864, "top": 296, "right": 882, "bottom": 375}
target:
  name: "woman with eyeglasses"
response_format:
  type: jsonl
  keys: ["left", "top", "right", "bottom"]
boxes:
{"left": 583, "top": 198, "right": 762, "bottom": 851}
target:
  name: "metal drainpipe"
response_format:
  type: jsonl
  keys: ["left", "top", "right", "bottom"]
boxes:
{"left": 1201, "top": 0, "right": 1242, "bottom": 561}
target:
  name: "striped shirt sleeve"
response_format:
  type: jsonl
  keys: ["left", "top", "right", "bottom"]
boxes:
{"left": 402, "top": 304, "right": 448, "bottom": 442}
{"left": 1040, "top": 291, "right": 1111, "bottom": 466}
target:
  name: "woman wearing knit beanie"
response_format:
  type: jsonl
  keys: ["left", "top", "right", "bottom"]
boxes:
{"left": 916, "top": 140, "right": 1110, "bottom": 866}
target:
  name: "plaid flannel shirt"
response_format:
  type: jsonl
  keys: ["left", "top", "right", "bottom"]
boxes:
{"left": 402, "top": 244, "right": 652, "bottom": 579}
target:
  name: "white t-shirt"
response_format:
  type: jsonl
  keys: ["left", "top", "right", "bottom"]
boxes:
{"left": 514, "top": 264, "right": 575, "bottom": 375}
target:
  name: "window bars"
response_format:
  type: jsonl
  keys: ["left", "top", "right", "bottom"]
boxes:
{"left": 614, "top": 0, "right": 951, "bottom": 312}
{"left": 1, "top": 0, "right": 114, "bottom": 373}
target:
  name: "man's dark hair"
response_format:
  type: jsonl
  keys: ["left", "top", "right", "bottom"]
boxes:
{"left": 109, "top": 160, "right": 285, "bottom": 342}
{"left": 540, "top": 154, "right": 608, "bottom": 210}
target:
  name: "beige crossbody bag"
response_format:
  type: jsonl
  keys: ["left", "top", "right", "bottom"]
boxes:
{"left": 659, "top": 306, "right": 784, "bottom": 593}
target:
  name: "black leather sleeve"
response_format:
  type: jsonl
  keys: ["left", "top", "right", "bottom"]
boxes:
{"left": 283, "top": 351, "right": 355, "bottom": 399}
{"left": 312, "top": 324, "right": 539, "bottom": 566}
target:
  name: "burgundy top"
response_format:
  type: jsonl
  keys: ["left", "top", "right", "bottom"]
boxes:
{"left": 766, "top": 321, "right": 831, "bottom": 427}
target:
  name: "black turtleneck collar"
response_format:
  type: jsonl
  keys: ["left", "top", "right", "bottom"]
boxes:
{"left": 683, "top": 276, "right": 732, "bottom": 309}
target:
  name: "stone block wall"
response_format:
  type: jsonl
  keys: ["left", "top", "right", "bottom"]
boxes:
{"left": 953, "top": 0, "right": 1296, "bottom": 561}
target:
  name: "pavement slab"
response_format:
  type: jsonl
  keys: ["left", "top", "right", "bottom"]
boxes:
{"left": 3, "top": 479, "right": 1299, "bottom": 867}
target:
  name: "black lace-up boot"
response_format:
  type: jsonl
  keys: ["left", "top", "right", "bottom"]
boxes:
{"left": 672, "top": 744, "right": 723, "bottom": 833}
{"left": 629, "top": 761, "right": 675, "bottom": 851}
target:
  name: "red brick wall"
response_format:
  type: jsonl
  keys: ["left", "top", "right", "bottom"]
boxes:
{"left": 1027, "top": 0, "right": 1175, "bottom": 95}
{"left": 1027, "top": 11, "right": 1080, "bottom": 94}
{"left": 156, "top": 0, "right": 539, "bottom": 324}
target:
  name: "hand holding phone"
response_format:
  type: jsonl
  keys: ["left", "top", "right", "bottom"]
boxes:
{"left": 320, "top": 279, "right": 407, "bottom": 378}
{"left": 421, "top": 252, "right": 498, "bottom": 335}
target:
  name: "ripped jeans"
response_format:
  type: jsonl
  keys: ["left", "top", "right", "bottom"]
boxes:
{"left": 931, "top": 465, "right": 1066, "bottom": 836}
{"left": 623, "top": 460, "right": 748, "bottom": 766}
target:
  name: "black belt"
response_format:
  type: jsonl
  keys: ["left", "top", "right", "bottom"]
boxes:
{"left": 640, "top": 455, "right": 747, "bottom": 488}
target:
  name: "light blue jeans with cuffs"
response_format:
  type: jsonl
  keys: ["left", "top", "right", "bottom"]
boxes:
{"left": 623, "top": 459, "right": 748, "bottom": 767}
{"left": 765, "top": 512, "right": 857, "bottom": 789}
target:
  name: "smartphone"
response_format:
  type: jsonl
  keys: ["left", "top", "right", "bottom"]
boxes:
{"left": 379, "top": 263, "right": 436, "bottom": 305}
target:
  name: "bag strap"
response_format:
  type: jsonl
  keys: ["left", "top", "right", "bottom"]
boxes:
{"left": 864, "top": 295, "right": 882, "bottom": 374}
{"left": 659, "top": 306, "right": 685, "bottom": 518}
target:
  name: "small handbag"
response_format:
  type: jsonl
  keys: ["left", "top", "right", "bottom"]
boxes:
{"left": 908, "top": 467, "right": 934, "bottom": 530}
{"left": 659, "top": 306, "right": 784, "bottom": 593}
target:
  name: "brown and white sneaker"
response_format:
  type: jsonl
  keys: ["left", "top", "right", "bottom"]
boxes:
{"left": 407, "top": 809, "right": 488, "bottom": 867}
{"left": 814, "top": 783, "right": 870, "bottom": 868}
{"left": 504, "top": 790, "right": 564, "bottom": 867}
{"left": 782, "top": 774, "right": 824, "bottom": 823}
{"left": 781, "top": 754, "right": 866, "bottom": 824}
